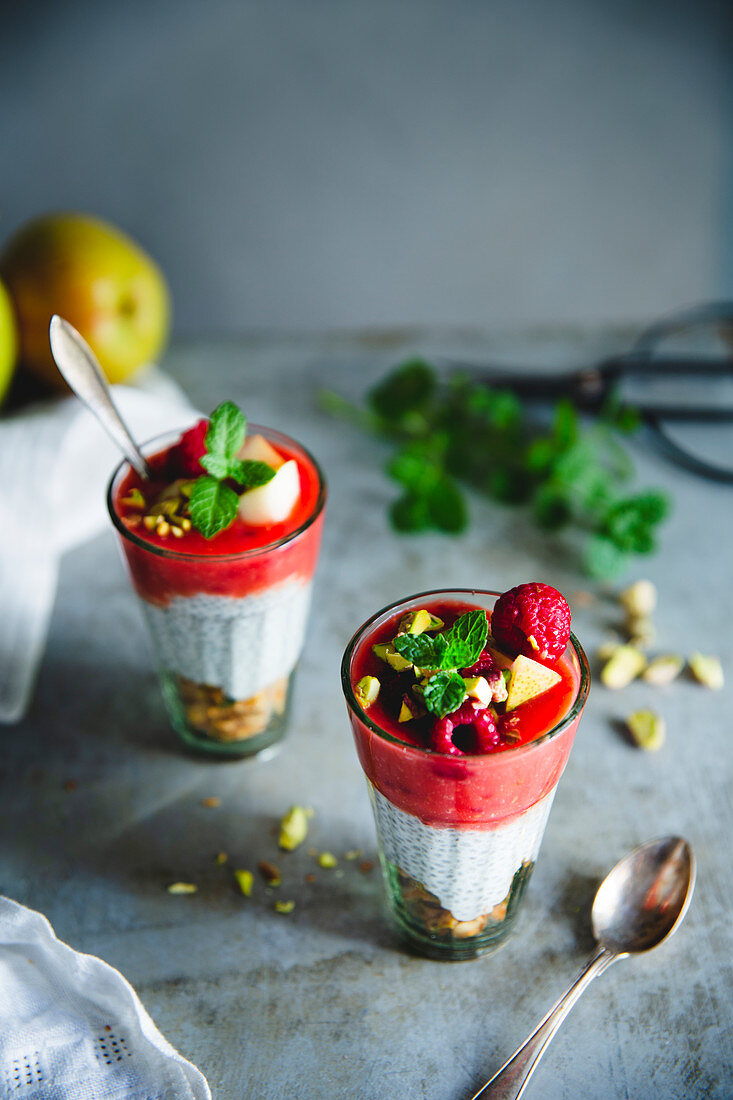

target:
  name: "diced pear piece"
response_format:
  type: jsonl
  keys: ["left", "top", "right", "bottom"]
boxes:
{"left": 372, "top": 643, "right": 412, "bottom": 672}
{"left": 601, "top": 645, "right": 646, "bottom": 689}
{"left": 355, "top": 676, "right": 380, "bottom": 709}
{"left": 237, "top": 432, "right": 285, "bottom": 469}
{"left": 505, "top": 655, "right": 561, "bottom": 712}
{"left": 237, "top": 459, "right": 300, "bottom": 526}
{"left": 462, "top": 676, "right": 492, "bottom": 707}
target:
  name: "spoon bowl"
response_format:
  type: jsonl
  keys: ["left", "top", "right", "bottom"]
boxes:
{"left": 593, "top": 835, "right": 695, "bottom": 955}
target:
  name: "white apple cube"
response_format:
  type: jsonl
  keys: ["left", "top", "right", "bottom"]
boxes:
{"left": 238, "top": 459, "right": 300, "bottom": 526}
{"left": 237, "top": 432, "right": 285, "bottom": 469}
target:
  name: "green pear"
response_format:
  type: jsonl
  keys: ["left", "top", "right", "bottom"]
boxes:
{"left": 0, "top": 212, "right": 170, "bottom": 388}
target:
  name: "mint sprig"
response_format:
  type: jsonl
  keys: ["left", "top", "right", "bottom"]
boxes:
{"left": 188, "top": 401, "right": 276, "bottom": 538}
{"left": 421, "top": 671, "right": 467, "bottom": 718}
{"left": 393, "top": 610, "right": 487, "bottom": 670}
{"left": 321, "top": 361, "right": 671, "bottom": 578}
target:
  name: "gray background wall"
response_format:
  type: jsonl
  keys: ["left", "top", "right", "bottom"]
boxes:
{"left": 2, "top": 0, "right": 731, "bottom": 334}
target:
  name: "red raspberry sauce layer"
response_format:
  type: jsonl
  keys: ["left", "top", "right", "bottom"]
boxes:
{"left": 348, "top": 600, "right": 584, "bottom": 828}
{"left": 111, "top": 431, "right": 325, "bottom": 605}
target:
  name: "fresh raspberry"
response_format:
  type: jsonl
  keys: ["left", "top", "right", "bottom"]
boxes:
{"left": 168, "top": 419, "right": 209, "bottom": 478}
{"left": 461, "top": 648, "right": 497, "bottom": 679}
{"left": 430, "top": 701, "right": 500, "bottom": 755}
{"left": 491, "top": 582, "right": 571, "bottom": 661}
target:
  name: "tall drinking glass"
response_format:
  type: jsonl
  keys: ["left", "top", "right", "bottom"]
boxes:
{"left": 108, "top": 426, "right": 326, "bottom": 758}
{"left": 341, "top": 589, "right": 589, "bottom": 959}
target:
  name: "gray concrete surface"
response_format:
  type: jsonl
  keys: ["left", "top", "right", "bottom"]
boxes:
{"left": 2, "top": 1, "right": 732, "bottom": 332}
{"left": 2, "top": 326, "right": 732, "bottom": 1098}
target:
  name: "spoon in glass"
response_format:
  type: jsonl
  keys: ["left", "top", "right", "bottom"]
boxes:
{"left": 49, "top": 315, "right": 153, "bottom": 480}
{"left": 471, "top": 836, "right": 695, "bottom": 1100}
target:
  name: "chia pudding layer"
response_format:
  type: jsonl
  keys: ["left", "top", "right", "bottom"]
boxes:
{"left": 140, "top": 579, "right": 312, "bottom": 701}
{"left": 370, "top": 784, "right": 555, "bottom": 922}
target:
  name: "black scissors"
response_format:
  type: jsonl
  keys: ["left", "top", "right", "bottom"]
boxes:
{"left": 449, "top": 301, "right": 733, "bottom": 483}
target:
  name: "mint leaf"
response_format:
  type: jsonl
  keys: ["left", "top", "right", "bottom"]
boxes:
{"left": 200, "top": 452, "right": 235, "bottom": 479}
{"left": 442, "top": 610, "right": 488, "bottom": 668}
{"left": 422, "top": 671, "right": 467, "bottom": 719}
{"left": 393, "top": 632, "right": 449, "bottom": 668}
{"left": 369, "top": 359, "right": 435, "bottom": 422}
{"left": 584, "top": 535, "right": 630, "bottom": 579}
{"left": 189, "top": 477, "right": 239, "bottom": 539}
{"left": 234, "top": 459, "right": 277, "bottom": 489}
{"left": 205, "top": 401, "right": 247, "bottom": 459}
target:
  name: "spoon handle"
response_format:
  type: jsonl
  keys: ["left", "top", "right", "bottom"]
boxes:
{"left": 471, "top": 946, "right": 618, "bottom": 1100}
{"left": 49, "top": 316, "right": 153, "bottom": 480}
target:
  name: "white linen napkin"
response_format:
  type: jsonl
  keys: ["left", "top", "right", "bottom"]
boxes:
{"left": 0, "top": 896, "right": 211, "bottom": 1100}
{"left": 0, "top": 368, "right": 194, "bottom": 723}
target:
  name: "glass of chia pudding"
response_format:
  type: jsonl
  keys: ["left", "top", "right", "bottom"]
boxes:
{"left": 107, "top": 402, "right": 326, "bottom": 757}
{"left": 341, "top": 584, "right": 589, "bottom": 960}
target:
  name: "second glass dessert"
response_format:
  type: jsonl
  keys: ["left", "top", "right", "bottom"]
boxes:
{"left": 108, "top": 405, "right": 326, "bottom": 757}
{"left": 342, "top": 585, "right": 589, "bottom": 960}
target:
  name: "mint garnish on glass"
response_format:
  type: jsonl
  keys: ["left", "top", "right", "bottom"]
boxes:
{"left": 188, "top": 401, "right": 276, "bottom": 538}
{"left": 394, "top": 609, "right": 488, "bottom": 671}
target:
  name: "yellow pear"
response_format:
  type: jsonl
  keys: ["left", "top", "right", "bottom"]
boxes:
{"left": 0, "top": 212, "right": 170, "bottom": 388}
{"left": 0, "top": 277, "right": 18, "bottom": 405}
{"left": 505, "top": 654, "right": 561, "bottom": 712}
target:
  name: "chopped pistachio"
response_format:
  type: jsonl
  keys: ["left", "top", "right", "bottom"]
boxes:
{"left": 143, "top": 515, "right": 157, "bottom": 530}
{"left": 688, "top": 653, "right": 724, "bottom": 690}
{"left": 215, "top": 851, "right": 228, "bottom": 865}
{"left": 234, "top": 869, "right": 254, "bottom": 896}
{"left": 167, "top": 882, "right": 197, "bottom": 895}
{"left": 462, "top": 676, "right": 492, "bottom": 707}
{"left": 121, "top": 488, "right": 146, "bottom": 508}
{"left": 355, "top": 675, "right": 380, "bottom": 709}
{"left": 397, "top": 608, "right": 433, "bottom": 635}
{"left": 626, "top": 709, "right": 665, "bottom": 751}
{"left": 427, "top": 613, "right": 444, "bottom": 630}
{"left": 279, "top": 805, "right": 310, "bottom": 851}
{"left": 157, "top": 521, "right": 171, "bottom": 537}
{"left": 642, "top": 655, "right": 684, "bottom": 686}
{"left": 398, "top": 693, "right": 424, "bottom": 723}
{"left": 372, "top": 642, "right": 413, "bottom": 672}
{"left": 345, "top": 849, "right": 363, "bottom": 861}
{"left": 274, "top": 900, "right": 295, "bottom": 914}
{"left": 625, "top": 614, "right": 656, "bottom": 649}
{"left": 317, "top": 852, "right": 338, "bottom": 869}
{"left": 620, "top": 579, "right": 657, "bottom": 618}
{"left": 600, "top": 645, "right": 646, "bottom": 689}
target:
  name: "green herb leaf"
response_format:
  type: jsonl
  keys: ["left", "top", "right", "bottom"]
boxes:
{"left": 200, "top": 452, "right": 235, "bottom": 479}
{"left": 422, "top": 671, "right": 467, "bottom": 718}
{"left": 369, "top": 360, "right": 436, "bottom": 422}
{"left": 393, "top": 632, "right": 449, "bottom": 668}
{"left": 442, "top": 610, "right": 488, "bottom": 667}
{"left": 205, "top": 401, "right": 247, "bottom": 459}
{"left": 389, "top": 493, "right": 432, "bottom": 532}
{"left": 189, "top": 477, "right": 239, "bottom": 538}
{"left": 584, "top": 535, "right": 630, "bottom": 579}
{"left": 232, "top": 459, "right": 277, "bottom": 489}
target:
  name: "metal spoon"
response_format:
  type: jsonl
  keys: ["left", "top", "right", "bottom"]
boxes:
{"left": 49, "top": 315, "right": 153, "bottom": 480}
{"left": 471, "top": 836, "right": 695, "bottom": 1100}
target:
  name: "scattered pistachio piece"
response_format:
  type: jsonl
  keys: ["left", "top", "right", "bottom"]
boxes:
{"left": 143, "top": 515, "right": 157, "bottom": 530}
{"left": 398, "top": 693, "right": 424, "bottom": 723}
{"left": 355, "top": 675, "right": 381, "bottom": 709}
{"left": 258, "top": 860, "right": 282, "bottom": 886}
{"left": 215, "top": 851, "right": 228, "bottom": 865}
{"left": 317, "top": 852, "right": 338, "bottom": 869}
{"left": 167, "top": 882, "right": 197, "bottom": 895}
{"left": 688, "top": 653, "right": 724, "bottom": 691}
{"left": 345, "top": 849, "right": 363, "bottom": 860}
{"left": 427, "top": 613, "right": 445, "bottom": 630}
{"left": 397, "top": 608, "right": 433, "bottom": 635}
{"left": 121, "top": 488, "right": 146, "bottom": 508}
{"left": 620, "top": 579, "right": 657, "bottom": 618}
{"left": 600, "top": 645, "right": 646, "bottom": 689}
{"left": 234, "top": 869, "right": 254, "bottom": 896}
{"left": 279, "top": 805, "right": 310, "bottom": 851}
{"left": 274, "top": 900, "right": 295, "bottom": 914}
{"left": 642, "top": 655, "right": 684, "bottom": 686}
{"left": 372, "top": 643, "right": 413, "bottom": 672}
{"left": 626, "top": 709, "right": 666, "bottom": 751}
{"left": 625, "top": 615, "right": 656, "bottom": 649}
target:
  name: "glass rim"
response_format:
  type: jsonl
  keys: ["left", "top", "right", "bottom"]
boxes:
{"left": 340, "top": 587, "right": 590, "bottom": 760}
{"left": 106, "top": 424, "right": 327, "bottom": 562}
